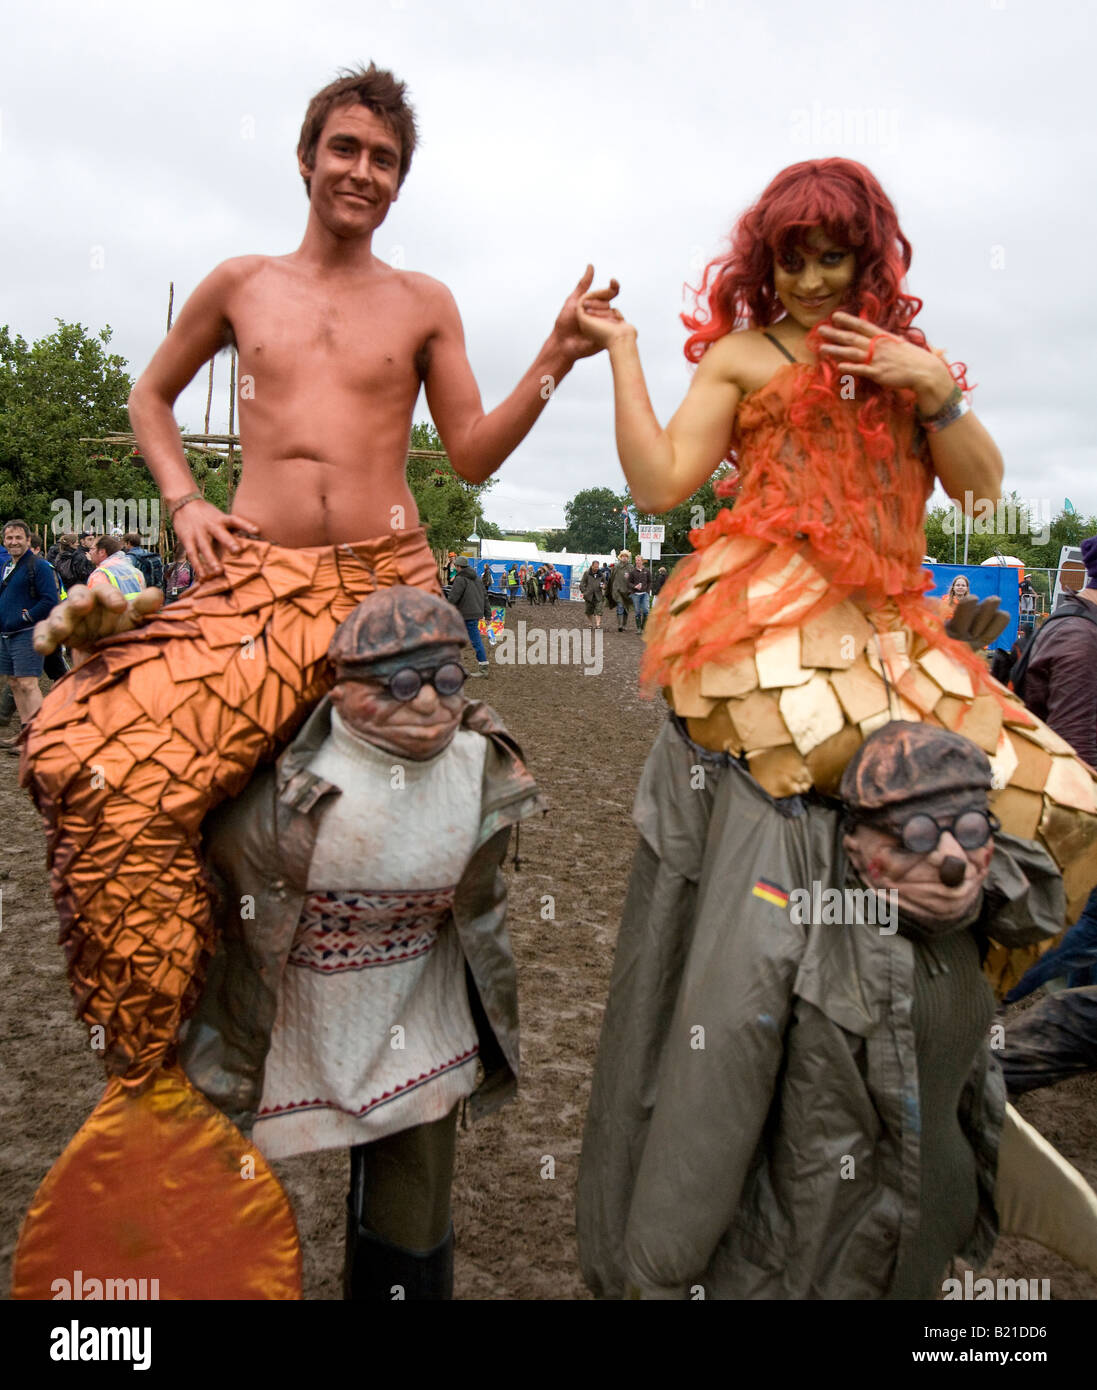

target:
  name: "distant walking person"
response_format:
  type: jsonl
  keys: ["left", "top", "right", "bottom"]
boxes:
{"left": 447, "top": 556, "right": 491, "bottom": 678}
{"left": 581, "top": 561, "right": 605, "bottom": 629}
{"left": 628, "top": 556, "right": 651, "bottom": 632}
{"left": 608, "top": 551, "right": 633, "bottom": 631}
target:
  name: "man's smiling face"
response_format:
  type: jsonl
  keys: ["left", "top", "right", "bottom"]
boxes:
{"left": 299, "top": 102, "right": 402, "bottom": 239}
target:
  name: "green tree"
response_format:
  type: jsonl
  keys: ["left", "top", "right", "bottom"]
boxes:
{"left": 924, "top": 497, "right": 1097, "bottom": 571}
{"left": 557, "top": 486, "right": 628, "bottom": 552}
{"left": 405, "top": 421, "right": 496, "bottom": 556}
{"left": 0, "top": 321, "right": 139, "bottom": 533}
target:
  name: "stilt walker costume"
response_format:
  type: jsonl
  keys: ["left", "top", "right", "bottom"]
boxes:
{"left": 14, "top": 528, "right": 439, "bottom": 1299}
{"left": 572, "top": 157, "right": 1097, "bottom": 1297}
{"left": 643, "top": 347, "right": 1097, "bottom": 985}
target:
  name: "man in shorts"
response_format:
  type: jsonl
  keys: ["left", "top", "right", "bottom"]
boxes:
{"left": 1, "top": 519, "right": 59, "bottom": 749}
{"left": 581, "top": 559, "right": 605, "bottom": 628}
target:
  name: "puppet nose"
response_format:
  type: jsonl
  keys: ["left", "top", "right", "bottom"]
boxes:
{"left": 938, "top": 856, "right": 967, "bottom": 888}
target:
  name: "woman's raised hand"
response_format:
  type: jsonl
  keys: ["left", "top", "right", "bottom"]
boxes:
{"left": 817, "top": 312, "right": 953, "bottom": 399}
{"left": 576, "top": 277, "right": 636, "bottom": 350}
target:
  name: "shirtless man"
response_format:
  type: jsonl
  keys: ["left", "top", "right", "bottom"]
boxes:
{"left": 23, "top": 63, "right": 616, "bottom": 1092}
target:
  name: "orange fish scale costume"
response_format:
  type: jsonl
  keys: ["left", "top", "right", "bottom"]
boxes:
{"left": 644, "top": 364, "right": 1097, "bottom": 990}
{"left": 13, "top": 528, "right": 440, "bottom": 1300}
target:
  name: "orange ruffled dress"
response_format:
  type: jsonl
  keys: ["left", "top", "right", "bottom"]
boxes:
{"left": 643, "top": 362, "right": 1097, "bottom": 970}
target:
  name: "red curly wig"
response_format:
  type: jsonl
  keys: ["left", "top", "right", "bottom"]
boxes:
{"left": 683, "top": 159, "right": 966, "bottom": 461}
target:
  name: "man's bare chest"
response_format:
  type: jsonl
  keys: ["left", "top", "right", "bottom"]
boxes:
{"left": 230, "top": 286, "right": 428, "bottom": 394}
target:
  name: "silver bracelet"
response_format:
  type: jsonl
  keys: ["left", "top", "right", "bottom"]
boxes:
{"left": 917, "top": 394, "right": 973, "bottom": 430}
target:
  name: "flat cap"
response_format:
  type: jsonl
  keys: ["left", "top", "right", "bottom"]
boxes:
{"left": 329, "top": 587, "right": 467, "bottom": 671}
{"left": 840, "top": 721, "right": 992, "bottom": 829}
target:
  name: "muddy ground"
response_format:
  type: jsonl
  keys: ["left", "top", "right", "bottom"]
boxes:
{"left": 2, "top": 599, "right": 1095, "bottom": 1302}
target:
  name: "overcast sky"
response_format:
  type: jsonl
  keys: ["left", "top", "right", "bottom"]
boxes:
{"left": 4, "top": 0, "right": 1095, "bottom": 533}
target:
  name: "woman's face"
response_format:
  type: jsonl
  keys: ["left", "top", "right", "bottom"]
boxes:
{"left": 773, "top": 227, "right": 856, "bottom": 331}
{"left": 950, "top": 576, "right": 970, "bottom": 600}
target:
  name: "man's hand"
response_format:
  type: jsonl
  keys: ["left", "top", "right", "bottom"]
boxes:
{"left": 556, "top": 265, "right": 624, "bottom": 358}
{"left": 34, "top": 585, "right": 165, "bottom": 667}
{"left": 169, "top": 498, "right": 260, "bottom": 581}
{"left": 945, "top": 594, "right": 1010, "bottom": 651}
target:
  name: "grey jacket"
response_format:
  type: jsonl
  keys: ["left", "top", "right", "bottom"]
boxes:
{"left": 606, "top": 565, "right": 632, "bottom": 607}
{"left": 179, "top": 696, "right": 546, "bottom": 1133}
{"left": 576, "top": 716, "right": 1063, "bottom": 1299}
{"left": 448, "top": 567, "right": 491, "bottom": 622}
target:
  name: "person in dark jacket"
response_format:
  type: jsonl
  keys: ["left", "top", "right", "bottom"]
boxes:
{"left": 607, "top": 551, "right": 634, "bottom": 630}
{"left": 447, "top": 555, "right": 491, "bottom": 677}
{"left": 1000, "top": 534, "right": 1097, "bottom": 1087}
{"left": 580, "top": 561, "right": 605, "bottom": 628}
{"left": 122, "top": 531, "right": 165, "bottom": 590}
{"left": 1, "top": 518, "right": 60, "bottom": 745}
{"left": 53, "top": 532, "right": 93, "bottom": 592}
{"left": 627, "top": 556, "right": 652, "bottom": 632}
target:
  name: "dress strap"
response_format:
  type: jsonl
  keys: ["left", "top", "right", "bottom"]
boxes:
{"left": 762, "top": 331, "right": 798, "bottom": 365}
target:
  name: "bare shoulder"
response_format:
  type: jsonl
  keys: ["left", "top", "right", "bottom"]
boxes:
{"left": 693, "top": 329, "right": 765, "bottom": 388}
{"left": 704, "top": 326, "right": 804, "bottom": 395}
{"left": 204, "top": 255, "right": 272, "bottom": 292}
{"left": 390, "top": 268, "right": 459, "bottom": 315}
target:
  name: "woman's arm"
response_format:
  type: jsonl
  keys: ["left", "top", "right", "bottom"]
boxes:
{"left": 577, "top": 301, "right": 743, "bottom": 514}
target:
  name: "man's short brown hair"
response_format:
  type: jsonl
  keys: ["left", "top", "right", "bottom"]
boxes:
{"left": 122, "top": 531, "right": 141, "bottom": 547}
{"left": 2, "top": 518, "right": 31, "bottom": 538}
{"left": 94, "top": 535, "right": 122, "bottom": 556}
{"left": 298, "top": 64, "right": 418, "bottom": 196}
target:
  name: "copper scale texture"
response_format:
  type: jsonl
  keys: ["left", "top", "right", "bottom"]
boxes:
{"left": 20, "top": 528, "right": 441, "bottom": 1090}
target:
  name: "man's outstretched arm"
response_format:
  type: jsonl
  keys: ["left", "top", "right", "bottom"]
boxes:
{"left": 422, "top": 266, "right": 618, "bottom": 484}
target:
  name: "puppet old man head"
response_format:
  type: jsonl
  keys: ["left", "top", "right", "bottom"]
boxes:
{"left": 840, "top": 721, "right": 998, "bottom": 931}
{"left": 328, "top": 587, "right": 470, "bottom": 761}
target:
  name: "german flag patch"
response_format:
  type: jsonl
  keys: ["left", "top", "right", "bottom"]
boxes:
{"left": 752, "top": 878, "right": 790, "bottom": 908}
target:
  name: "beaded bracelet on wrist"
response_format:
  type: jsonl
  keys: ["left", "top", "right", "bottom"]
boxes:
{"left": 919, "top": 385, "right": 969, "bottom": 434}
{"left": 167, "top": 491, "right": 202, "bottom": 521}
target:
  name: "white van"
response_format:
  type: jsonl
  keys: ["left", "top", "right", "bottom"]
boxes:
{"left": 1053, "top": 545, "right": 1086, "bottom": 608}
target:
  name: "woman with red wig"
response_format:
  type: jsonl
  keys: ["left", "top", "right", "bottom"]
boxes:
{"left": 575, "top": 158, "right": 1095, "bottom": 953}
{"left": 574, "top": 159, "right": 1097, "bottom": 1299}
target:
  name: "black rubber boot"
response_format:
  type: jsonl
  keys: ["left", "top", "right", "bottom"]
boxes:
{"left": 343, "top": 1203, "right": 455, "bottom": 1300}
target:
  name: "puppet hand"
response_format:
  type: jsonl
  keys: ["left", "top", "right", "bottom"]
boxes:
{"left": 945, "top": 594, "right": 1009, "bottom": 650}
{"left": 34, "top": 584, "right": 164, "bottom": 666}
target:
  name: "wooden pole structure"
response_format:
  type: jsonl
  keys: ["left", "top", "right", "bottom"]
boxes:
{"left": 225, "top": 351, "right": 238, "bottom": 512}
{"left": 166, "top": 282, "right": 175, "bottom": 333}
{"left": 203, "top": 358, "right": 215, "bottom": 434}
